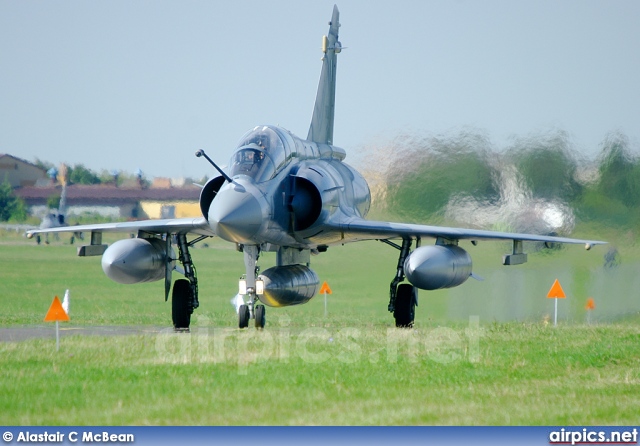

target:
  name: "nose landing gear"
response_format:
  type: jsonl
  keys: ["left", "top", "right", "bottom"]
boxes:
{"left": 237, "top": 297, "right": 266, "bottom": 330}
{"left": 237, "top": 245, "right": 266, "bottom": 329}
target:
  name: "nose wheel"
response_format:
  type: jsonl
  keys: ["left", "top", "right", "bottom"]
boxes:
{"left": 237, "top": 301, "right": 266, "bottom": 329}
{"left": 237, "top": 245, "right": 266, "bottom": 329}
{"left": 255, "top": 304, "right": 265, "bottom": 329}
{"left": 238, "top": 304, "right": 250, "bottom": 328}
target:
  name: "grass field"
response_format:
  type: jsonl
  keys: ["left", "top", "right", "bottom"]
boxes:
{"left": 1, "top": 229, "right": 639, "bottom": 425}
{"left": 2, "top": 321, "right": 639, "bottom": 425}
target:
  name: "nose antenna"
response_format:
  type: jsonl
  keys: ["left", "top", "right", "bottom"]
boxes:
{"left": 196, "top": 149, "right": 232, "bottom": 183}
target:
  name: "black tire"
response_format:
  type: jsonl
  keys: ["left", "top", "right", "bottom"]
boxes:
{"left": 394, "top": 283, "right": 416, "bottom": 328}
{"left": 172, "top": 279, "right": 192, "bottom": 330}
{"left": 255, "top": 304, "right": 266, "bottom": 329}
{"left": 239, "top": 304, "right": 250, "bottom": 329}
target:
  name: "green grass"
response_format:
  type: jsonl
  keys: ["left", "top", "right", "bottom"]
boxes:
{"left": 1, "top": 230, "right": 640, "bottom": 425}
{"left": 1, "top": 323, "right": 638, "bottom": 425}
{"left": 2, "top": 230, "right": 638, "bottom": 327}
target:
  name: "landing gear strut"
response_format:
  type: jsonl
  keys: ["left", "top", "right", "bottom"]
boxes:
{"left": 237, "top": 245, "right": 265, "bottom": 329}
{"left": 381, "top": 238, "right": 418, "bottom": 328}
{"left": 171, "top": 233, "right": 201, "bottom": 331}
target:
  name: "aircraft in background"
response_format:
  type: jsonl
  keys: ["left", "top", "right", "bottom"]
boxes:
{"left": 33, "top": 165, "right": 83, "bottom": 244}
{"left": 27, "top": 6, "right": 605, "bottom": 330}
{"left": 37, "top": 180, "right": 66, "bottom": 239}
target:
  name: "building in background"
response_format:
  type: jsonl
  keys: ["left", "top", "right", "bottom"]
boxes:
{"left": 3, "top": 152, "right": 202, "bottom": 220}
{"left": 16, "top": 184, "right": 201, "bottom": 220}
{"left": 0, "top": 154, "right": 47, "bottom": 188}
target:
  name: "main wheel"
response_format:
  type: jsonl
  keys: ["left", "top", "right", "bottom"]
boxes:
{"left": 172, "top": 279, "right": 193, "bottom": 330}
{"left": 255, "top": 304, "right": 266, "bottom": 329}
{"left": 239, "top": 304, "right": 250, "bottom": 329}
{"left": 394, "top": 283, "right": 416, "bottom": 328}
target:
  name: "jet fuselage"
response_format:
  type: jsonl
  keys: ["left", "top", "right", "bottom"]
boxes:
{"left": 204, "top": 125, "right": 371, "bottom": 249}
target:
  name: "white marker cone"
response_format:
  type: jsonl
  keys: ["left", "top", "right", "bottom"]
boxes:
{"left": 62, "top": 289, "right": 70, "bottom": 315}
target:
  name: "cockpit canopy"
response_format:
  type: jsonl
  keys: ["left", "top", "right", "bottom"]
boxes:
{"left": 229, "top": 126, "right": 288, "bottom": 182}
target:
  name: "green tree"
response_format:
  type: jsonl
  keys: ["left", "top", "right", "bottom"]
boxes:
{"left": 575, "top": 131, "right": 640, "bottom": 227}
{"left": 505, "top": 130, "right": 583, "bottom": 203}
{"left": 0, "top": 179, "right": 28, "bottom": 221}
{"left": 99, "top": 169, "right": 121, "bottom": 186}
{"left": 69, "top": 164, "right": 101, "bottom": 185}
{"left": 33, "top": 158, "right": 54, "bottom": 172}
{"left": 385, "top": 130, "right": 499, "bottom": 222}
{"left": 596, "top": 132, "right": 640, "bottom": 207}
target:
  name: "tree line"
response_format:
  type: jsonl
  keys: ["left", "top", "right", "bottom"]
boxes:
{"left": 371, "top": 129, "right": 640, "bottom": 231}
{"left": 0, "top": 162, "right": 149, "bottom": 222}
{"left": 33, "top": 160, "right": 147, "bottom": 187}
{"left": 2, "top": 130, "right": 640, "bottom": 228}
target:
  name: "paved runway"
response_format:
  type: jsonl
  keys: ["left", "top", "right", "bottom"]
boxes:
{"left": 0, "top": 325, "right": 167, "bottom": 342}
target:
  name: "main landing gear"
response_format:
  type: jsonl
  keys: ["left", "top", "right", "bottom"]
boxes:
{"left": 237, "top": 245, "right": 266, "bottom": 329}
{"left": 168, "top": 239, "right": 266, "bottom": 331}
{"left": 382, "top": 238, "right": 418, "bottom": 328}
{"left": 170, "top": 235, "right": 419, "bottom": 330}
{"left": 170, "top": 233, "right": 202, "bottom": 332}
{"left": 172, "top": 279, "right": 193, "bottom": 330}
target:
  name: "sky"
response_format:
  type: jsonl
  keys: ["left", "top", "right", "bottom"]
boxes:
{"left": 1, "top": 0, "right": 639, "bottom": 180}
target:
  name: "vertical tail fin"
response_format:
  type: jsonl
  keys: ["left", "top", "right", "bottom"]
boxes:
{"left": 307, "top": 5, "right": 341, "bottom": 145}
{"left": 58, "top": 165, "right": 68, "bottom": 225}
{"left": 57, "top": 182, "right": 67, "bottom": 225}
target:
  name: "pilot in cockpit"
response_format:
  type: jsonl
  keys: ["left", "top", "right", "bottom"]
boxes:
{"left": 234, "top": 146, "right": 265, "bottom": 175}
{"left": 253, "top": 134, "right": 269, "bottom": 151}
{"left": 230, "top": 128, "right": 280, "bottom": 182}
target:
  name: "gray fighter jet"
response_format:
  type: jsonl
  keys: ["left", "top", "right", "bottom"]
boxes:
{"left": 36, "top": 174, "right": 69, "bottom": 244}
{"left": 27, "top": 5, "right": 605, "bottom": 330}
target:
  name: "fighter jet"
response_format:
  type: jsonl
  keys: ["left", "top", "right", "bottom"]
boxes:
{"left": 27, "top": 5, "right": 605, "bottom": 330}
{"left": 35, "top": 171, "right": 68, "bottom": 244}
{"left": 32, "top": 166, "right": 84, "bottom": 245}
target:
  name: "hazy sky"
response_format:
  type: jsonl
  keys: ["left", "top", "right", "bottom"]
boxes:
{"left": 1, "top": 0, "right": 639, "bottom": 179}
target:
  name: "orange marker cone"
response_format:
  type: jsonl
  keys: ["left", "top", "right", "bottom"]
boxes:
{"left": 320, "top": 281, "right": 332, "bottom": 317}
{"left": 546, "top": 279, "right": 566, "bottom": 326}
{"left": 44, "top": 295, "right": 70, "bottom": 351}
{"left": 585, "top": 297, "right": 595, "bottom": 325}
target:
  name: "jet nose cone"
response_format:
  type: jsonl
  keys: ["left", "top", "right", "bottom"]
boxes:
{"left": 209, "top": 183, "right": 264, "bottom": 243}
